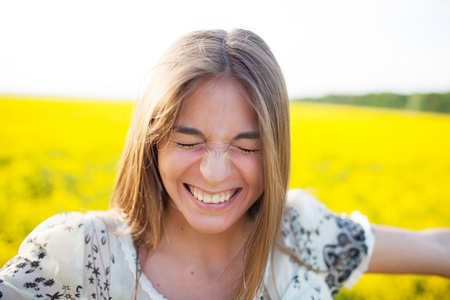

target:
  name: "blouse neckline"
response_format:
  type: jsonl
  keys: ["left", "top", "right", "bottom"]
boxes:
{"left": 117, "top": 227, "right": 168, "bottom": 300}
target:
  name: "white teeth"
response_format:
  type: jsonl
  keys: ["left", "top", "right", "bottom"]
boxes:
{"left": 189, "top": 186, "right": 235, "bottom": 204}
{"left": 203, "top": 194, "right": 212, "bottom": 203}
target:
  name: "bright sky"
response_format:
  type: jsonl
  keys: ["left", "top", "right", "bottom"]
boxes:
{"left": 1, "top": 0, "right": 449, "bottom": 100}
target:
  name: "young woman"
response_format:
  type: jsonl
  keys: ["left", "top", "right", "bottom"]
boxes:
{"left": 1, "top": 29, "right": 449, "bottom": 300}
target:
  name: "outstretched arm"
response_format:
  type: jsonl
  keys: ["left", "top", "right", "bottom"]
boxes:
{"left": 367, "top": 225, "right": 450, "bottom": 278}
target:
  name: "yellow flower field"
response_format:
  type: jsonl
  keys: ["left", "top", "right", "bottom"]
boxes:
{"left": 1, "top": 96, "right": 449, "bottom": 299}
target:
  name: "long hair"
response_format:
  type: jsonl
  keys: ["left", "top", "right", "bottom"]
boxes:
{"left": 110, "top": 29, "right": 291, "bottom": 299}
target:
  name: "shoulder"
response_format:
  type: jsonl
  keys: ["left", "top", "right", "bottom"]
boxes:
{"left": 285, "top": 188, "right": 329, "bottom": 228}
{"left": 16, "top": 210, "right": 124, "bottom": 257}
{"left": 282, "top": 189, "right": 339, "bottom": 246}
{"left": 271, "top": 189, "right": 375, "bottom": 298}
{"left": 0, "top": 210, "right": 126, "bottom": 299}
{"left": 15, "top": 210, "right": 122, "bottom": 241}
{"left": 282, "top": 189, "right": 373, "bottom": 251}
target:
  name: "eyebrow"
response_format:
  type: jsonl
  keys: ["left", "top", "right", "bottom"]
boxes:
{"left": 173, "top": 126, "right": 204, "bottom": 137}
{"left": 233, "top": 131, "right": 260, "bottom": 140}
{"left": 172, "top": 126, "right": 260, "bottom": 140}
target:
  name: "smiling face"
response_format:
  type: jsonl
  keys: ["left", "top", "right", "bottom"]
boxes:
{"left": 157, "top": 78, "right": 264, "bottom": 235}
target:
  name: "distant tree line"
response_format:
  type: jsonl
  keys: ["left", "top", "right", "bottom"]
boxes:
{"left": 295, "top": 92, "right": 450, "bottom": 114}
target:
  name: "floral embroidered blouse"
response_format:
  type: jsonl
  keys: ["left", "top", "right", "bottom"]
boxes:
{"left": 0, "top": 189, "right": 375, "bottom": 299}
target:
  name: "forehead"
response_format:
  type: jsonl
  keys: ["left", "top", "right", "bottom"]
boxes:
{"left": 175, "top": 78, "right": 258, "bottom": 134}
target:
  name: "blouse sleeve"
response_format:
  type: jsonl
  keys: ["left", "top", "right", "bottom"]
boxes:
{"left": 0, "top": 212, "right": 87, "bottom": 299}
{"left": 281, "top": 189, "right": 375, "bottom": 297}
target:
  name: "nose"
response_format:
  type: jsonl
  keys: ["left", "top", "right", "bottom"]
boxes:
{"left": 199, "top": 146, "right": 231, "bottom": 186}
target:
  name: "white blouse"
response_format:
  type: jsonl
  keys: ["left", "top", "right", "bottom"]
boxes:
{"left": 0, "top": 189, "right": 374, "bottom": 299}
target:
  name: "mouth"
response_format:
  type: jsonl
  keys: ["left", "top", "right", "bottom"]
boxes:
{"left": 184, "top": 184, "right": 239, "bottom": 204}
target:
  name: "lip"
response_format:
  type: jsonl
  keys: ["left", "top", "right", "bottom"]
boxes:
{"left": 183, "top": 183, "right": 241, "bottom": 210}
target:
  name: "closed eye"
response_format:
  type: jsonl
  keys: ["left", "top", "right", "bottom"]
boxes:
{"left": 236, "top": 146, "right": 260, "bottom": 154}
{"left": 175, "top": 142, "right": 201, "bottom": 148}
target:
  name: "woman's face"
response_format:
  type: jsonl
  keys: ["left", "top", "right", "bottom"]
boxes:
{"left": 158, "top": 78, "right": 264, "bottom": 235}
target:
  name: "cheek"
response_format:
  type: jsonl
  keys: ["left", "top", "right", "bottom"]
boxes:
{"left": 234, "top": 155, "right": 264, "bottom": 193}
{"left": 157, "top": 149, "right": 171, "bottom": 181}
{"left": 158, "top": 149, "right": 199, "bottom": 183}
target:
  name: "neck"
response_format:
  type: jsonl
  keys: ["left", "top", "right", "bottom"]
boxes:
{"left": 158, "top": 206, "right": 252, "bottom": 271}
{"left": 138, "top": 206, "right": 254, "bottom": 300}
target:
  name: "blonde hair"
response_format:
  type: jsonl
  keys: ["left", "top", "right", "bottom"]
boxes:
{"left": 111, "top": 29, "right": 291, "bottom": 299}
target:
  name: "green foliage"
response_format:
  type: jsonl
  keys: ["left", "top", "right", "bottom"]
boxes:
{"left": 296, "top": 92, "right": 450, "bottom": 114}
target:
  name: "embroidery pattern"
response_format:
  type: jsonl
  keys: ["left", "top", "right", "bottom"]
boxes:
{"left": 323, "top": 215, "right": 368, "bottom": 297}
{"left": 0, "top": 212, "right": 114, "bottom": 299}
{"left": 84, "top": 217, "right": 114, "bottom": 300}
{"left": 281, "top": 205, "right": 368, "bottom": 298}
